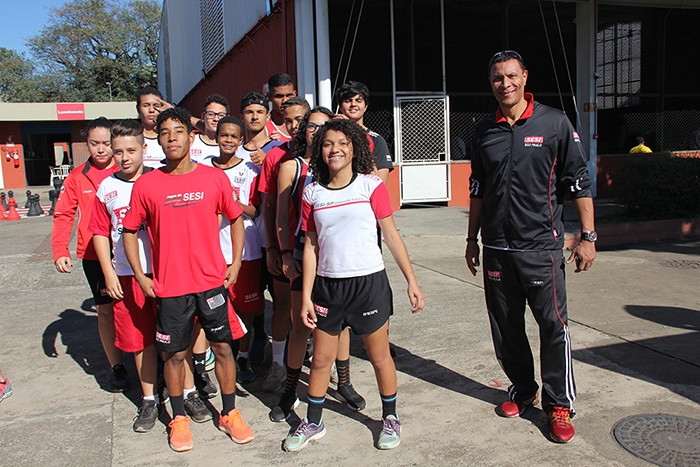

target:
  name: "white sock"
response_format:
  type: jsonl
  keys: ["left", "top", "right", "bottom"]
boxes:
{"left": 272, "top": 340, "right": 286, "bottom": 366}
{"left": 183, "top": 387, "right": 197, "bottom": 397}
{"left": 144, "top": 394, "right": 158, "bottom": 405}
{"left": 238, "top": 351, "right": 249, "bottom": 359}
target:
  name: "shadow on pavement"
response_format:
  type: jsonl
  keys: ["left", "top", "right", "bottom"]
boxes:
{"left": 573, "top": 304, "right": 700, "bottom": 405}
{"left": 42, "top": 308, "right": 139, "bottom": 403}
{"left": 351, "top": 338, "right": 504, "bottom": 406}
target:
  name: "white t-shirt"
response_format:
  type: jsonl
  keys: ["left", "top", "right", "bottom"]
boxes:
{"left": 91, "top": 174, "right": 152, "bottom": 276}
{"left": 301, "top": 174, "right": 393, "bottom": 278}
{"left": 143, "top": 136, "right": 166, "bottom": 168}
{"left": 200, "top": 157, "right": 262, "bottom": 262}
{"left": 190, "top": 134, "right": 219, "bottom": 163}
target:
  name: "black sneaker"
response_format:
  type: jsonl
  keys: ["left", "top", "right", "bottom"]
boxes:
{"left": 108, "top": 363, "right": 128, "bottom": 393}
{"left": 269, "top": 392, "right": 300, "bottom": 422}
{"left": 250, "top": 337, "right": 267, "bottom": 366}
{"left": 195, "top": 371, "right": 218, "bottom": 399}
{"left": 336, "top": 383, "right": 366, "bottom": 411}
{"left": 133, "top": 399, "right": 160, "bottom": 432}
{"left": 158, "top": 385, "right": 170, "bottom": 405}
{"left": 237, "top": 357, "right": 255, "bottom": 383}
{"left": 184, "top": 392, "right": 212, "bottom": 423}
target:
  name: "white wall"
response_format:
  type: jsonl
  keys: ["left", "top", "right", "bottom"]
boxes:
{"left": 160, "top": 0, "right": 274, "bottom": 104}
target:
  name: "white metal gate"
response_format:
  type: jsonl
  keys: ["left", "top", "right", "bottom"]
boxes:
{"left": 395, "top": 95, "right": 451, "bottom": 204}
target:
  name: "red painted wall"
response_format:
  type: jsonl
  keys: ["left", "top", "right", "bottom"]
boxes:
{"left": 0, "top": 122, "right": 26, "bottom": 188}
{"left": 448, "top": 162, "right": 472, "bottom": 208}
{"left": 179, "top": 1, "right": 297, "bottom": 118}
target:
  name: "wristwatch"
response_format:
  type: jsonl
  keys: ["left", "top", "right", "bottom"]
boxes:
{"left": 581, "top": 230, "right": 598, "bottom": 242}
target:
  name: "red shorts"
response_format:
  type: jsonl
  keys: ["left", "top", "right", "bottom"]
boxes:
{"left": 113, "top": 275, "right": 157, "bottom": 352}
{"left": 228, "top": 259, "right": 264, "bottom": 314}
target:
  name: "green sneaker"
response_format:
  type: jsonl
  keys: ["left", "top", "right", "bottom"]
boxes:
{"left": 283, "top": 418, "right": 326, "bottom": 452}
{"left": 377, "top": 415, "right": 401, "bottom": 450}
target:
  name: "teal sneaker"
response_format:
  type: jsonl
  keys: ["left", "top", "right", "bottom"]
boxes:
{"left": 283, "top": 418, "right": 326, "bottom": 452}
{"left": 377, "top": 415, "right": 401, "bottom": 450}
{"left": 204, "top": 347, "right": 215, "bottom": 371}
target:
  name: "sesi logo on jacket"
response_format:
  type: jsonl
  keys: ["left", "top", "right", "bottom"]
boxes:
{"left": 524, "top": 136, "right": 544, "bottom": 147}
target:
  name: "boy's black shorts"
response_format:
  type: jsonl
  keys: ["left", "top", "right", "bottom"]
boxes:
{"left": 154, "top": 286, "right": 243, "bottom": 353}
{"left": 312, "top": 269, "right": 392, "bottom": 336}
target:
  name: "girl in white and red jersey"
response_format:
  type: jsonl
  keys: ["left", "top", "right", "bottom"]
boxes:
{"left": 201, "top": 116, "right": 264, "bottom": 382}
{"left": 283, "top": 119, "right": 424, "bottom": 452}
{"left": 271, "top": 107, "right": 366, "bottom": 422}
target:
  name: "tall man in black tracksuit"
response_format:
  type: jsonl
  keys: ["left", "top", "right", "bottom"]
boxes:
{"left": 465, "top": 50, "right": 596, "bottom": 444}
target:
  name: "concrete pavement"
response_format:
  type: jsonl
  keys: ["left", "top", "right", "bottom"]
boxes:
{"left": 1, "top": 204, "right": 699, "bottom": 466}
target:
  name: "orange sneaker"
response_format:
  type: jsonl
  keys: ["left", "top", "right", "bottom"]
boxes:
{"left": 219, "top": 409, "right": 254, "bottom": 444}
{"left": 168, "top": 415, "right": 193, "bottom": 452}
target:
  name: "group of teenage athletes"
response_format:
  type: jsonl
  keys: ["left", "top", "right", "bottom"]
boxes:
{"left": 51, "top": 72, "right": 423, "bottom": 453}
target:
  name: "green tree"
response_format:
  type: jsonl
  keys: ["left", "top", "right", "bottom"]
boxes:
{"left": 28, "top": 0, "right": 161, "bottom": 102}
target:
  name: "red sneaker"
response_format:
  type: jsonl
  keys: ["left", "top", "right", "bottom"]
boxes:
{"left": 497, "top": 392, "right": 538, "bottom": 418}
{"left": 168, "top": 415, "right": 193, "bottom": 452}
{"left": 549, "top": 406, "right": 575, "bottom": 443}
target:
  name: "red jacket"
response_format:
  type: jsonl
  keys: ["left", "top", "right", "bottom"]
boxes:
{"left": 52, "top": 159, "right": 118, "bottom": 262}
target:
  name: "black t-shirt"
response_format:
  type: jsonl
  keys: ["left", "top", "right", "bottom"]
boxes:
{"left": 368, "top": 130, "right": 394, "bottom": 172}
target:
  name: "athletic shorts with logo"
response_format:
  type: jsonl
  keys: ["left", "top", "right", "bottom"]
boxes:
{"left": 155, "top": 285, "right": 246, "bottom": 353}
{"left": 229, "top": 259, "right": 263, "bottom": 313}
{"left": 113, "top": 275, "right": 157, "bottom": 352}
{"left": 82, "top": 259, "right": 113, "bottom": 305}
{"left": 312, "top": 269, "right": 392, "bottom": 335}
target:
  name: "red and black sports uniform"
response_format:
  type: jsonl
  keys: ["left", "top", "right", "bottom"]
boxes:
{"left": 52, "top": 159, "right": 119, "bottom": 305}
{"left": 122, "top": 164, "right": 246, "bottom": 353}
{"left": 469, "top": 93, "right": 592, "bottom": 414}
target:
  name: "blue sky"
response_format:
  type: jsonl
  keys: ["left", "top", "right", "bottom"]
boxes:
{"left": 0, "top": 1, "right": 66, "bottom": 56}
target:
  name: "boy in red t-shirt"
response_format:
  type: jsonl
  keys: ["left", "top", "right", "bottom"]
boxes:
{"left": 122, "top": 107, "right": 253, "bottom": 452}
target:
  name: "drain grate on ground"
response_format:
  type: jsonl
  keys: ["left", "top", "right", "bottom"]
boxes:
{"left": 660, "top": 260, "right": 700, "bottom": 269}
{"left": 613, "top": 414, "right": 700, "bottom": 467}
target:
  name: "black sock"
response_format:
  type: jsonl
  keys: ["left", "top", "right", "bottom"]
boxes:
{"left": 253, "top": 313, "right": 266, "bottom": 340}
{"left": 192, "top": 352, "right": 206, "bottom": 374}
{"left": 283, "top": 365, "right": 302, "bottom": 395}
{"left": 381, "top": 393, "right": 397, "bottom": 419}
{"left": 170, "top": 394, "right": 186, "bottom": 417}
{"left": 222, "top": 392, "right": 236, "bottom": 415}
{"left": 307, "top": 395, "right": 325, "bottom": 425}
{"left": 336, "top": 358, "right": 350, "bottom": 386}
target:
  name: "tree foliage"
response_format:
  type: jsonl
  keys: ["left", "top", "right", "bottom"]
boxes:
{"left": 18, "top": 0, "right": 162, "bottom": 102}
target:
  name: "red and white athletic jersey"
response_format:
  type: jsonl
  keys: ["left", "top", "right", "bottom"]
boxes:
{"left": 122, "top": 164, "right": 243, "bottom": 298}
{"left": 200, "top": 156, "right": 262, "bottom": 262}
{"left": 301, "top": 174, "right": 393, "bottom": 278}
{"left": 143, "top": 136, "right": 166, "bottom": 168}
{"left": 285, "top": 157, "right": 313, "bottom": 259}
{"left": 189, "top": 134, "right": 219, "bottom": 163}
{"left": 89, "top": 174, "right": 152, "bottom": 276}
{"left": 258, "top": 143, "right": 291, "bottom": 195}
{"left": 265, "top": 120, "right": 291, "bottom": 143}
{"left": 236, "top": 139, "right": 284, "bottom": 247}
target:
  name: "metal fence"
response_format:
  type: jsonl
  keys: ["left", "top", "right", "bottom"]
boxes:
{"left": 600, "top": 109, "right": 700, "bottom": 153}
{"left": 359, "top": 102, "right": 491, "bottom": 162}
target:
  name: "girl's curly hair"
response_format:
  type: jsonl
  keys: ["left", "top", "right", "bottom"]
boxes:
{"left": 291, "top": 107, "right": 333, "bottom": 161}
{"left": 309, "top": 119, "right": 374, "bottom": 184}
